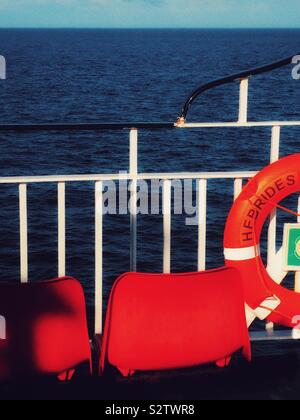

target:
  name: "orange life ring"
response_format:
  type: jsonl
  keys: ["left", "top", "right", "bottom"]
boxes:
{"left": 224, "top": 153, "right": 300, "bottom": 328}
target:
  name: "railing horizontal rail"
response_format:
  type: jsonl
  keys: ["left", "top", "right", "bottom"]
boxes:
{"left": 182, "top": 121, "right": 300, "bottom": 128}
{"left": 0, "top": 171, "right": 257, "bottom": 184}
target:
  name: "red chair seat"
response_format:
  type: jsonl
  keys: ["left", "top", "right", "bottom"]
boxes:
{"left": 100, "top": 268, "right": 251, "bottom": 376}
{"left": 0, "top": 277, "right": 91, "bottom": 381}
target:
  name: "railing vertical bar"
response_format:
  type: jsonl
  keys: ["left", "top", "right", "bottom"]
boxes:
{"left": 163, "top": 180, "right": 172, "bottom": 274}
{"left": 19, "top": 183, "right": 28, "bottom": 283}
{"left": 130, "top": 180, "right": 137, "bottom": 272}
{"left": 234, "top": 178, "right": 243, "bottom": 201}
{"left": 130, "top": 129, "right": 138, "bottom": 272}
{"left": 198, "top": 179, "right": 207, "bottom": 271}
{"left": 270, "top": 126, "right": 281, "bottom": 163}
{"left": 268, "top": 126, "right": 281, "bottom": 268}
{"left": 58, "top": 182, "right": 66, "bottom": 277}
{"left": 95, "top": 181, "right": 103, "bottom": 335}
{"left": 238, "top": 78, "right": 249, "bottom": 123}
{"left": 266, "top": 126, "right": 281, "bottom": 331}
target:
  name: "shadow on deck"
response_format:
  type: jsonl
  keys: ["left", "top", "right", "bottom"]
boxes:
{"left": 1, "top": 342, "right": 300, "bottom": 400}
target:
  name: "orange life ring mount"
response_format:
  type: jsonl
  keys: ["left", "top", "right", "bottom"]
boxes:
{"left": 224, "top": 153, "right": 300, "bottom": 328}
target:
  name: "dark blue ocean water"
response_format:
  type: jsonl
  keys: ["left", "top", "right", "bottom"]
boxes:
{"left": 0, "top": 29, "right": 300, "bottom": 325}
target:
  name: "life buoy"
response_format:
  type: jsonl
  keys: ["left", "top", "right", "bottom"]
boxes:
{"left": 224, "top": 153, "right": 300, "bottom": 328}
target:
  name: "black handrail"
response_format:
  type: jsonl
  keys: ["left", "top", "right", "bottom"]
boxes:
{"left": 0, "top": 122, "right": 175, "bottom": 132}
{"left": 178, "top": 53, "right": 299, "bottom": 123}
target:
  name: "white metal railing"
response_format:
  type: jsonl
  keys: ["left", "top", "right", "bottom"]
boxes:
{"left": 1, "top": 77, "right": 300, "bottom": 339}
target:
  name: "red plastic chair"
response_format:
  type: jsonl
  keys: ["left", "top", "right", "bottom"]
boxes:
{"left": 100, "top": 268, "right": 251, "bottom": 377}
{"left": 0, "top": 277, "right": 91, "bottom": 381}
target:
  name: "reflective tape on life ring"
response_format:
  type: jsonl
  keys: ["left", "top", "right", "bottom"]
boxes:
{"left": 224, "top": 246, "right": 260, "bottom": 261}
{"left": 253, "top": 296, "right": 281, "bottom": 320}
{"left": 245, "top": 297, "right": 281, "bottom": 326}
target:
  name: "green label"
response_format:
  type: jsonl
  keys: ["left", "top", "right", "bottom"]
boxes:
{"left": 287, "top": 228, "right": 300, "bottom": 267}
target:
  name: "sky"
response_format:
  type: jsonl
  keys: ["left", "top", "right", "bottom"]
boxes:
{"left": 0, "top": 0, "right": 299, "bottom": 28}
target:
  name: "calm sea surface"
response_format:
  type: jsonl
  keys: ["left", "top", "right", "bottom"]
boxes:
{"left": 0, "top": 29, "right": 300, "bottom": 329}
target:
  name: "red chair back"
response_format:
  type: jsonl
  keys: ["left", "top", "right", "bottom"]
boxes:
{"left": 100, "top": 268, "right": 251, "bottom": 376}
{"left": 0, "top": 277, "right": 91, "bottom": 381}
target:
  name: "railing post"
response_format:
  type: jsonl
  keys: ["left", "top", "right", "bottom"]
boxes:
{"left": 19, "top": 184, "right": 28, "bottom": 283}
{"left": 234, "top": 178, "right": 243, "bottom": 201}
{"left": 58, "top": 182, "right": 66, "bottom": 278}
{"left": 198, "top": 179, "right": 207, "bottom": 271}
{"left": 163, "top": 180, "right": 172, "bottom": 274}
{"left": 130, "top": 128, "right": 138, "bottom": 272}
{"left": 95, "top": 181, "right": 103, "bottom": 335}
{"left": 238, "top": 78, "right": 249, "bottom": 123}
{"left": 270, "top": 126, "right": 281, "bottom": 163}
{"left": 268, "top": 126, "right": 281, "bottom": 269}
{"left": 266, "top": 126, "right": 281, "bottom": 332}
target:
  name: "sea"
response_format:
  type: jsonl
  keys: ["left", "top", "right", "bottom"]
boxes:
{"left": 0, "top": 29, "right": 300, "bottom": 330}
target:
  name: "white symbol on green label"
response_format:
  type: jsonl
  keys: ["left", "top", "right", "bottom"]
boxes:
{"left": 295, "top": 237, "right": 300, "bottom": 260}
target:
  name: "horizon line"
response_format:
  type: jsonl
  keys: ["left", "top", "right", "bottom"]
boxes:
{"left": 0, "top": 26, "right": 300, "bottom": 30}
